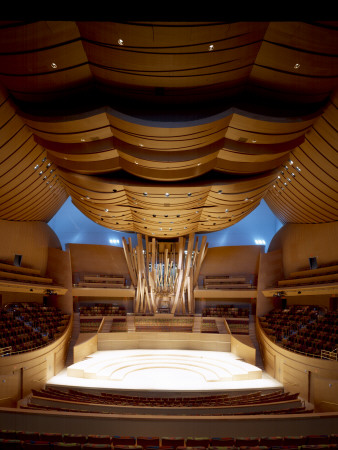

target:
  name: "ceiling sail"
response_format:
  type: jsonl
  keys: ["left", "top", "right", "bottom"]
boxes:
{"left": 0, "top": 20, "right": 337, "bottom": 236}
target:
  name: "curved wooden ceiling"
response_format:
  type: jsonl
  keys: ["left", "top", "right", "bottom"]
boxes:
{"left": 0, "top": 20, "right": 337, "bottom": 238}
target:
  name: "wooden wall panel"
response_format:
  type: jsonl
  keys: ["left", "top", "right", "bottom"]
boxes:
{"left": 199, "top": 245, "right": 262, "bottom": 277}
{"left": 0, "top": 317, "right": 72, "bottom": 406}
{"left": 68, "top": 243, "right": 131, "bottom": 281}
{"left": 0, "top": 219, "right": 61, "bottom": 275}
{"left": 257, "top": 320, "right": 338, "bottom": 410}
{"left": 256, "top": 249, "right": 283, "bottom": 317}
{"left": 46, "top": 247, "right": 73, "bottom": 314}
{"left": 269, "top": 222, "right": 338, "bottom": 277}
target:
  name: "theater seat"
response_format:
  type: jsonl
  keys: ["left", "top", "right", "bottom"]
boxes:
{"left": 39, "top": 433, "right": 63, "bottom": 443}
{"left": 260, "top": 437, "right": 284, "bottom": 447}
{"left": 82, "top": 445, "right": 112, "bottom": 450}
{"left": 0, "top": 438, "right": 23, "bottom": 449}
{"left": 186, "top": 437, "right": 210, "bottom": 447}
{"left": 137, "top": 437, "right": 160, "bottom": 447}
{"left": 161, "top": 438, "right": 185, "bottom": 449}
{"left": 283, "top": 436, "right": 307, "bottom": 446}
{"left": 54, "top": 444, "right": 82, "bottom": 450}
{"left": 23, "top": 441, "right": 52, "bottom": 449}
{"left": 0, "top": 431, "right": 19, "bottom": 440}
{"left": 306, "top": 435, "right": 331, "bottom": 445}
{"left": 235, "top": 438, "right": 260, "bottom": 447}
{"left": 210, "top": 438, "right": 236, "bottom": 447}
{"left": 18, "top": 432, "right": 41, "bottom": 441}
{"left": 63, "top": 435, "right": 88, "bottom": 444}
{"left": 88, "top": 435, "right": 111, "bottom": 445}
{"left": 112, "top": 437, "right": 137, "bottom": 446}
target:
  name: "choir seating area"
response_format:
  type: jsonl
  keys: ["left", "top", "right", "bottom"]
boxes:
{"left": 79, "top": 318, "right": 103, "bottom": 333}
{"left": 203, "top": 275, "right": 255, "bottom": 290}
{"left": 110, "top": 317, "right": 128, "bottom": 332}
{"left": 202, "top": 305, "right": 250, "bottom": 318}
{"left": 200, "top": 319, "right": 219, "bottom": 333}
{"left": 226, "top": 319, "right": 250, "bottom": 335}
{"left": 134, "top": 316, "right": 195, "bottom": 333}
{"left": 277, "top": 264, "right": 338, "bottom": 288}
{"left": 74, "top": 274, "right": 127, "bottom": 289}
{"left": 259, "top": 306, "right": 338, "bottom": 358}
{"left": 21, "top": 387, "right": 308, "bottom": 416}
{"left": 1, "top": 431, "right": 337, "bottom": 450}
{"left": 79, "top": 304, "right": 127, "bottom": 316}
{"left": 0, "top": 303, "right": 70, "bottom": 356}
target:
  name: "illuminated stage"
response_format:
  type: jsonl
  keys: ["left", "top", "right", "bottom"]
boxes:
{"left": 47, "top": 349, "right": 283, "bottom": 394}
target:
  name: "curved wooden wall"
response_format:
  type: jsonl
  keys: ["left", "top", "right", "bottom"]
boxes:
{"left": 256, "top": 319, "right": 338, "bottom": 412}
{"left": 0, "top": 219, "right": 61, "bottom": 274}
{"left": 269, "top": 222, "right": 338, "bottom": 278}
{"left": 0, "top": 315, "right": 73, "bottom": 407}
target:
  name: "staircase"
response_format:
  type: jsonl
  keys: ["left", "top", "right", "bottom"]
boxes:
{"left": 126, "top": 314, "right": 136, "bottom": 331}
{"left": 65, "top": 313, "right": 80, "bottom": 367}
{"left": 249, "top": 315, "right": 264, "bottom": 370}
{"left": 192, "top": 315, "right": 202, "bottom": 332}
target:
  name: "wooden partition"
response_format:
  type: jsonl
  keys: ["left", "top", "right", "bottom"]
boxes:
{"left": 256, "top": 319, "right": 338, "bottom": 412}
{"left": 0, "top": 220, "right": 61, "bottom": 275}
{"left": 68, "top": 243, "right": 131, "bottom": 284}
{"left": 269, "top": 222, "right": 338, "bottom": 278}
{"left": 199, "top": 245, "right": 262, "bottom": 279}
{"left": 0, "top": 316, "right": 72, "bottom": 407}
{"left": 0, "top": 407, "right": 337, "bottom": 438}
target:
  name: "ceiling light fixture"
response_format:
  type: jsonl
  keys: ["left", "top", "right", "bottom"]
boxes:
{"left": 208, "top": 44, "right": 214, "bottom": 51}
{"left": 118, "top": 39, "right": 124, "bottom": 45}
{"left": 51, "top": 62, "right": 57, "bottom": 69}
{"left": 294, "top": 63, "right": 300, "bottom": 69}
{"left": 165, "top": 193, "right": 170, "bottom": 197}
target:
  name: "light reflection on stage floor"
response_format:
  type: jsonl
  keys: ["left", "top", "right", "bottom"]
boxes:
{"left": 47, "top": 349, "right": 283, "bottom": 393}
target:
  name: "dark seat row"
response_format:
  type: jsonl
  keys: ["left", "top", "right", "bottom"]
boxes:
{"left": 0, "top": 431, "right": 337, "bottom": 448}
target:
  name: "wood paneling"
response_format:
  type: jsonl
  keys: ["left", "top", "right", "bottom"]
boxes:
{"left": 269, "top": 222, "right": 338, "bottom": 278}
{"left": 0, "top": 219, "right": 61, "bottom": 275}
{"left": 68, "top": 243, "right": 131, "bottom": 280}
{"left": 0, "top": 316, "right": 72, "bottom": 406}
{"left": 199, "top": 245, "right": 261, "bottom": 277}
{"left": 257, "top": 320, "right": 338, "bottom": 411}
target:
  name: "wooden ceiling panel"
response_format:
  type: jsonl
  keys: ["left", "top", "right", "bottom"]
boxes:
{"left": 0, "top": 21, "right": 336, "bottom": 235}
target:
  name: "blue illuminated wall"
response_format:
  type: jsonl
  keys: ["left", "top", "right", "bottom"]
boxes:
{"left": 48, "top": 197, "right": 282, "bottom": 252}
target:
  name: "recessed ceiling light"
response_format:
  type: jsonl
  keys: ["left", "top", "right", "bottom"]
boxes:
{"left": 294, "top": 63, "right": 300, "bottom": 69}
{"left": 81, "top": 138, "right": 85, "bottom": 142}
{"left": 118, "top": 39, "right": 124, "bottom": 45}
{"left": 105, "top": 209, "right": 108, "bottom": 212}
{"left": 187, "top": 193, "right": 192, "bottom": 197}
{"left": 135, "top": 161, "right": 138, "bottom": 165}
{"left": 225, "top": 209, "right": 228, "bottom": 212}
{"left": 38, "top": 171, "right": 43, "bottom": 175}
{"left": 165, "top": 193, "right": 170, "bottom": 197}
{"left": 143, "top": 192, "right": 147, "bottom": 196}
{"left": 51, "top": 62, "right": 57, "bottom": 69}
{"left": 208, "top": 44, "right": 214, "bottom": 51}
{"left": 289, "top": 160, "right": 294, "bottom": 165}
{"left": 86, "top": 196, "right": 90, "bottom": 199}
{"left": 34, "top": 165, "right": 39, "bottom": 170}
{"left": 218, "top": 190, "right": 222, "bottom": 194}
{"left": 296, "top": 166, "right": 301, "bottom": 172}
{"left": 291, "top": 172, "right": 295, "bottom": 177}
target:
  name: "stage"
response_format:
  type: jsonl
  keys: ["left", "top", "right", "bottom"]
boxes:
{"left": 47, "top": 349, "right": 283, "bottom": 395}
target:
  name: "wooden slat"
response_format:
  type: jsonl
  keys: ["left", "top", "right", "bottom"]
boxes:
{"left": 0, "top": 262, "right": 41, "bottom": 276}
{"left": 0, "top": 270, "right": 53, "bottom": 284}
{"left": 278, "top": 273, "right": 338, "bottom": 287}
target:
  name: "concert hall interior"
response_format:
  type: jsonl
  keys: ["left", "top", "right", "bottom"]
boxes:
{"left": 0, "top": 19, "right": 338, "bottom": 445}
